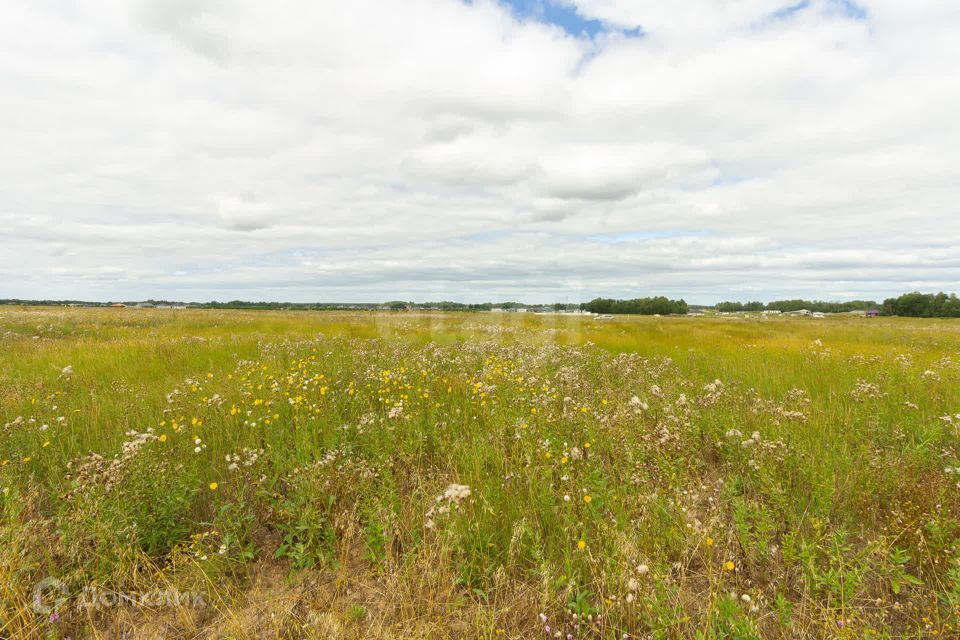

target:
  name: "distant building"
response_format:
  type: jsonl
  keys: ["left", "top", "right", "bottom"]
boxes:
{"left": 109, "top": 303, "right": 126, "bottom": 308}
{"left": 866, "top": 309, "right": 881, "bottom": 317}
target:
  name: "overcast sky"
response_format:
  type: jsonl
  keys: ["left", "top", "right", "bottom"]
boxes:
{"left": 2, "top": 0, "right": 958, "bottom": 303}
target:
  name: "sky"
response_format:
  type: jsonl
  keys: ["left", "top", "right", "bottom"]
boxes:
{"left": 2, "top": 0, "right": 959, "bottom": 304}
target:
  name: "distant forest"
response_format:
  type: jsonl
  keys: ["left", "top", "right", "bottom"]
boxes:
{"left": 715, "top": 299, "right": 877, "bottom": 313}
{"left": 881, "top": 292, "right": 960, "bottom": 317}
{"left": 716, "top": 292, "right": 960, "bottom": 318}
{"left": 582, "top": 296, "right": 689, "bottom": 315}
{"left": 3, "top": 291, "right": 959, "bottom": 317}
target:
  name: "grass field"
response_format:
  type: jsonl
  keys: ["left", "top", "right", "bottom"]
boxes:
{"left": 2, "top": 307, "right": 960, "bottom": 639}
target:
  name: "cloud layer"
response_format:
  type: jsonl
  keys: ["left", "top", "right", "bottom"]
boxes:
{"left": 2, "top": 0, "right": 958, "bottom": 303}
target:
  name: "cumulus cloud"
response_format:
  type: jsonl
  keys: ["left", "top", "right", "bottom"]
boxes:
{"left": 1, "top": 0, "right": 958, "bottom": 303}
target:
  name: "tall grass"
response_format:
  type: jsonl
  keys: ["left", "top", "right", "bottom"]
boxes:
{"left": 1, "top": 307, "right": 959, "bottom": 638}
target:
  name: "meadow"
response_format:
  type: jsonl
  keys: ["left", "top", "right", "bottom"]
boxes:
{"left": 1, "top": 307, "right": 960, "bottom": 639}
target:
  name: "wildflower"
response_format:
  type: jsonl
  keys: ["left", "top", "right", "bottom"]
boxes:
{"left": 563, "top": 494, "right": 571, "bottom": 502}
{"left": 194, "top": 446, "right": 202, "bottom": 453}
{"left": 159, "top": 434, "right": 167, "bottom": 442}
{"left": 706, "top": 537, "right": 714, "bottom": 547}
{"left": 442, "top": 484, "right": 471, "bottom": 502}
{"left": 42, "top": 441, "right": 50, "bottom": 447}
{"left": 577, "top": 539, "right": 586, "bottom": 550}
{"left": 209, "top": 482, "right": 218, "bottom": 491}
{"left": 725, "top": 561, "right": 735, "bottom": 571}
{"left": 627, "top": 577, "right": 639, "bottom": 591}
{"left": 583, "top": 495, "right": 592, "bottom": 503}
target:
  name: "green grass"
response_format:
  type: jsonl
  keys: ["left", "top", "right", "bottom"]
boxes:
{"left": 2, "top": 307, "right": 960, "bottom": 638}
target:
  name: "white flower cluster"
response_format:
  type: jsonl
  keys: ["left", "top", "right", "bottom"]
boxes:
{"left": 425, "top": 483, "right": 471, "bottom": 530}
{"left": 225, "top": 447, "right": 264, "bottom": 471}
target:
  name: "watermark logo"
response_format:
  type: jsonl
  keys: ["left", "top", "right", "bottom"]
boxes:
{"left": 31, "top": 577, "right": 206, "bottom": 615}
{"left": 32, "top": 577, "right": 68, "bottom": 615}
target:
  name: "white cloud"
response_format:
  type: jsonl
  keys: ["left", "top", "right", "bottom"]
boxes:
{"left": 1, "top": 0, "right": 958, "bottom": 303}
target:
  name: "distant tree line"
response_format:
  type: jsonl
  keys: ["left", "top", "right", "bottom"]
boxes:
{"left": 0, "top": 299, "right": 384, "bottom": 311}
{"left": 581, "top": 296, "right": 688, "bottom": 315}
{"left": 882, "top": 292, "right": 960, "bottom": 317}
{"left": 716, "top": 299, "right": 878, "bottom": 313}
{"left": 8, "top": 294, "right": 956, "bottom": 317}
